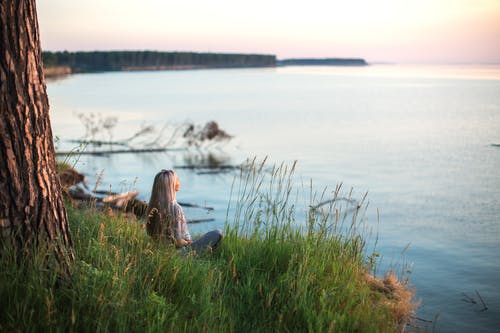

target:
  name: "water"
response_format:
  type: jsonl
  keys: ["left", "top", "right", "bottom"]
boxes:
{"left": 47, "top": 65, "right": 500, "bottom": 332}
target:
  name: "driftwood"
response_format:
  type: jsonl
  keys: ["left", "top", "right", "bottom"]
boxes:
{"left": 56, "top": 147, "right": 182, "bottom": 156}
{"left": 177, "top": 201, "right": 214, "bottom": 211}
{"left": 174, "top": 151, "right": 240, "bottom": 174}
{"left": 476, "top": 290, "right": 488, "bottom": 311}
{"left": 175, "top": 164, "right": 239, "bottom": 170}
{"left": 59, "top": 119, "right": 232, "bottom": 157}
{"left": 174, "top": 164, "right": 241, "bottom": 175}
{"left": 67, "top": 139, "right": 129, "bottom": 147}
{"left": 310, "top": 197, "right": 360, "bottom": 210}
{"left": 461, "top": 292, "right": 477, "bottom": 304}
{"left": 101, "top": 196, "right": 215, "bottom": 223}
{"left": 461, "top": 290, "right": 488, "bottom": 312}
{"left": 412, "top": 316, "right": 433, "bottom": 323}
{"left": 59, "top": 164, "right": 217, "bottom": 224}
{"left": 92, "top": 189, "right": 214, "bottom": 212}
{"left": 183, "top": 121, "right": 232, "bottom": 147}
{"left": 186, "top": 218, "right": 216, "bottom": 224}
{"left": 68, "top": 186, "right": 215, "bottom": 221}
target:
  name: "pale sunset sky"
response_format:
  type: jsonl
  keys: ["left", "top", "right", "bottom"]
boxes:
{"left": 37, "top": 0, "right": 500, "bottom": 64}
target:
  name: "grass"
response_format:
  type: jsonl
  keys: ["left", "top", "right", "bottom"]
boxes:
{"left": 0, "top": 160, "right": 416, "bottom": 332}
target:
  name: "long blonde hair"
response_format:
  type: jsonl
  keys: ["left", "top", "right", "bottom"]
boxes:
{"left": 146, "top": 169, "right": 178, "bottom": 239}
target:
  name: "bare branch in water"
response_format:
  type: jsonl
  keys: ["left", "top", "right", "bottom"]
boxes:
{"left": 123, "top": 125, "right": 156, "bottom": 143}
{"left": 162, "top": 122, "right": 190, "bottom": 148}
{"left": 461, "top": 292, "right": 477, "bottom": 304}
{"left": 63, "top": 114, "right": 233, "bottom": 157}
{"left": 178, "top": 201, "right": 214, "bottom": 211}
{"left": 56, "top": 147, "right": 183, "bottom": 156}
{"left": 411, "top": 316, "right": 433, "bottom": 323}
{"left": 475, "top": 290, "right": 488, "bottom": 311}
{"left": 175, "top": 164, "right": 239, "bottom": 170}
{"left": 462, "top": 291, "right": 488, "bottom": 312}
{"left": 67, "top": 139, "right": 129, "bottom": 147}
{"left": 310, "top": 197, "right": 359, "bottom": 210}
{"left": 183, "top": 121, "right": 232, "bottom": 148}
{"left": 187, "top": 218, "right": 216, "bottom": 224}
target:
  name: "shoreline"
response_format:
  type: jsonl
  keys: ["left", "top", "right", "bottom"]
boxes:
{"left": 44, "top": 62, "right": 373, "bottom": 78}
{"left": 42, "top": 50, "right": 370, "bottom": 78}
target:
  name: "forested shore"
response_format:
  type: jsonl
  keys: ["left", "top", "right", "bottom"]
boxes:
{"left": 42, "top": 51, "right": 276, "bottom": 74}
{"left": 42, "top": 51, "right": 371, "bottom": 77}
{"left": 278, "top": 58, "right": 368, "bottom": 66}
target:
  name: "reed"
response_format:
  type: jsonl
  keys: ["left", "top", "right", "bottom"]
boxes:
{"left": 0, "top": 160, "right": 415, "bottom": 332}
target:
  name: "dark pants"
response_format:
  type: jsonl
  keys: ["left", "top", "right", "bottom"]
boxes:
{"left": 190, "top": 229, "right": 223, "bottom": 253}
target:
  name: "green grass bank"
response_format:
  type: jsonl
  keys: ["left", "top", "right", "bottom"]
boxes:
{"left": 0, "top": 161, "right": 416, "bottom": 332}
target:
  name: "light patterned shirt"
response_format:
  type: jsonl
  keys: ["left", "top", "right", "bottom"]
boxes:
{"left": 172, "top": 202, "right": 192, "bottom": 241}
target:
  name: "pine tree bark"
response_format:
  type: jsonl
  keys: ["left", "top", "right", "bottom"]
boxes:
{"left": 0, "top": 0, "right": 74, "bottom": 267}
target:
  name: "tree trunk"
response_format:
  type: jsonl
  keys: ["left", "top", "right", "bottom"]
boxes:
{"left": 0, "top": 0, "right": 74, "bottom": 269}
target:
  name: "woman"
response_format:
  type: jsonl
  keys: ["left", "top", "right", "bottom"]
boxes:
{"left": 146, "top": 169, "right": 223, "bottom": 253}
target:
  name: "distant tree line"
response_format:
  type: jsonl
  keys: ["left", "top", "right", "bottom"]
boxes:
{"left": 278, "top": 58, "right": 368, "bottom": 66}
{"left": 42, "top": 51, "right": 276, "bottom": 72}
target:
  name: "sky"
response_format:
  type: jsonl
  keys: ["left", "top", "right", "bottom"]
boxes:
{"left": 37, "top": 0, "right": 500, "bottom": 64}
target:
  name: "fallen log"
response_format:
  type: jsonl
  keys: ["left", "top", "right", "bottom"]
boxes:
{"left": 92, "top": 190, "right": 214, "bottom": 211}
{"left": 67, "top": 139, "right": 129, "bottom": 147}
{"left": 58, "top": 165, "right": 216, "bottom": 219}
{"left": 178, "top": 201, "right": 214, "bottom": 211}
{"left": 56, "top": 147, "right": 184, "bottom": 156}
{"left": 174, "top": 164, "right": 239, "bottom": 170}
{"left": 187, "top": 218, "right": 216, "bottom": 224}
{"left": 101, "top": 197, "right": 215, "bottom": 223}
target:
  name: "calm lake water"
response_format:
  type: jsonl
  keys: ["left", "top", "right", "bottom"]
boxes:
{"left": 47, "top": 65, "right": 500, "bottom": 332}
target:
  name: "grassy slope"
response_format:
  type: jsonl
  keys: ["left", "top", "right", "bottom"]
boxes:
{"left": 0, "top": 162, "right": 411, "bottom": 332}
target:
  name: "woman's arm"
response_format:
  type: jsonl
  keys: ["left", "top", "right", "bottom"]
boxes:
{"left": 175, "top": 238, "right": 193, "bottom": 247}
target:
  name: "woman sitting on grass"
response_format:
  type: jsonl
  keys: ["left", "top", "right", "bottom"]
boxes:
{"left": 146, "top": 169, "right": 223, "bottom": 253}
